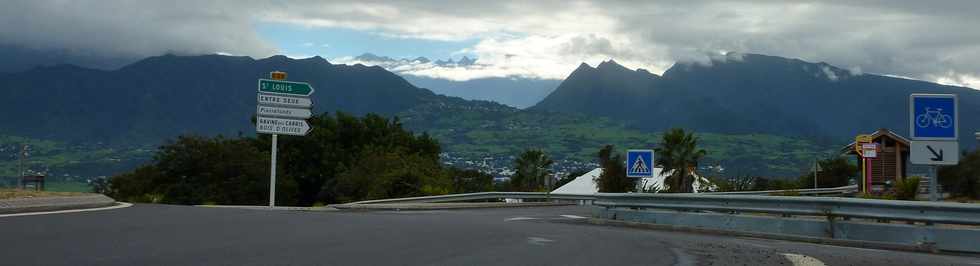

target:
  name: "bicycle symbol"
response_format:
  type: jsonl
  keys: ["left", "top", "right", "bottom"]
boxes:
{"left": 915, "top": 107, "right": 953, "bottom": 128}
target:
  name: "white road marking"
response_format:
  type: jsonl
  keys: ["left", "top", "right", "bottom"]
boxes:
{"left": 782, "top": 253, "right": 827, "bottom": 266}
{"left": 505, "top": 217, "right": 539, "bottom": 221}
{"left": 527, "top": 237, "right": 554, "bottom": 245}
{"left": 0, "top": 202, "right": 132, "bottom": 218}
{"left": 832, "top": 245, "right": 892, "bottom": 253}
{"left": 743, "top": 242, "right": 773, "bottom": 249}
{"left": 670, "top": 248, "right": 696, "bottom": 266}
{"left": 559, "top": 214, "right": 587, "bottom": 219}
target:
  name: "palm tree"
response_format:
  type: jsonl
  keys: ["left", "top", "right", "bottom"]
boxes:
{"left": 511, "top": 149, "right": 554, "bottom": 191}
{"left": 595, "top": 145, "right": 634, "bottom": 192}
{"left": 656, "top": 128, "right": 707, "bottom": 193}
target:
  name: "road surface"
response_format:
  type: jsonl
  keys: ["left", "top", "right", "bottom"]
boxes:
{"left": 1, "top": 204, "right": 978, "bottom": 265}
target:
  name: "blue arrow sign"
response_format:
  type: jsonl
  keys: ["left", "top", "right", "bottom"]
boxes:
{"left": 910, "top": 94, "right": 958, "bottom": 140}
{"left": 626, "top": 150, "right": 654, "bottom": 178}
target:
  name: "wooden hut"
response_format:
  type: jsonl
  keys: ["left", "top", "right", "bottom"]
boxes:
{"left": 842, "top": 129, "right": 911, "bottom": 193}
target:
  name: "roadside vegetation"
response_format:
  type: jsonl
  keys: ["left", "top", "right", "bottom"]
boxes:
{"left": 0, "top": 189, "right": 88, "bottom": 200}
{"left": 105, "top": 112, "right": 495, "bottom": 206}
{"left": 657, "top": 128, "right": 707, "bottom": 193}
{"left": 939, "top": 149, "right": 980, "bottom": 200}
{"left": 508, "top": 149, "right": 554, "bottom": 192}
{"left": 710, "top": 156, "right": 856, "bottom": 193}
{"left": 594, "top": 145, "right": 633, "bottom": 193}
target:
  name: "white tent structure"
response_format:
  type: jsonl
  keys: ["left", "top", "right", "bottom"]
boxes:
{"left": 551, "top": 167, "right": 713, "bottom": 195}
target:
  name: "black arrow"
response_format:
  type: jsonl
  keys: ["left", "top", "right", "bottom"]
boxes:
{"left": 926, "top": 145, "right": 944, "bottom": 161}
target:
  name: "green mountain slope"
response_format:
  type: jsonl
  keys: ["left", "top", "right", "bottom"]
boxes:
{"left": 0, "top": 54, "right": 853, "bottom": 179}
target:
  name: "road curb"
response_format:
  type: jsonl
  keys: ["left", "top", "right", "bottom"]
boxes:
{"left": 332, "top": 202, "right": 575, "bottom": 211}
{"left": 0, "top": 194, "right": 117, "bottom": 215}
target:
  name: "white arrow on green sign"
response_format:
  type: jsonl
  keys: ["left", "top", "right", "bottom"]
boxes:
{"left": 258, "top": 79, "right": 314, "bottom": 96}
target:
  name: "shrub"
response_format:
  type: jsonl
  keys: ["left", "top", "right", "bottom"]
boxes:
{"left": 894, "top": 176, "right": 921, "bottom": 201}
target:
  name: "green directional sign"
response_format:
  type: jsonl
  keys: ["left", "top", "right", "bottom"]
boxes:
{"left": 258, "top": 79, "right": 314, "bottom": 96}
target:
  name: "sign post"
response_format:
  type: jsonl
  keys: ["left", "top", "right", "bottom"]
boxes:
{"left": 257, "top": 71, "right": 314, "bottom": 207}
{"left": 855, "top": 135, "right": 871, "bottom": 193}
{"left": 909, "top": 94, "right": 959, "bottom": 201}
{"left": 270, "top": 134, "right": 277, "bottom": 207}
{"left": 861, "top": 143, "right": 878, "bottom": 193}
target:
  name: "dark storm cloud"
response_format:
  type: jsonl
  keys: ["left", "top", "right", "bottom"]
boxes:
{"left": 0, "top": 1, "right": 275, "bottom": 70}
{"left": 1, "top": 1, "right": 978, "bottom": 87}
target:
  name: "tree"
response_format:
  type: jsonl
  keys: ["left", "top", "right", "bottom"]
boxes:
{"left": 798, "top": 157, "right": 857, "bottom": 189}
{"left": 106, "top": 135, "right": 270, "bottom": 205}
{"left": 447, "top": 167, "right": 494, "bottom": 193}
{"left": 256, "top": 112, "right": 442, "bottom": 205}
{"left": 510, "top": 149, "right": 554, "bottom": 191}
{"left": 594, "top": 145, "right": 634, "bottom": 192}
{"left": 939, "top": 150, "right": 980, "bottom": 199}
{"left": 107, "top": 112, "right": 448, "bottom": 206}
{"left": 656, "top": 128, "right": 706, "bottom": 193}
{"left": 331, "top": 146, "right": 450, "bottom": 202}
{"left": 711, "top": 175, "right": 755, "bottom": 192}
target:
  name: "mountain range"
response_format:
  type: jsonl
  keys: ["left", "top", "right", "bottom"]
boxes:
{"left": 0, "top": 54, "right": 449, "bottom": 144}
{"left": 0, "top": 52, "right": 977, "bottom": 179}
{"left": 350, "top": 53, "right": 560, "bottom": 108}
{"left": 533, "top": 53, "right": 980, "bottom": 149}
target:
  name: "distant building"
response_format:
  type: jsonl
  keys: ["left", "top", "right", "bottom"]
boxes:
{"left": 841, "top": 128, "right": 910, "bottom": 193}
{"left": 550, "top": 168, "right": 713, "bottom": 195}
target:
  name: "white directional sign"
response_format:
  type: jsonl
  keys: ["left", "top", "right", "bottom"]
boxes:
{"left": 910, "top": 141, "right": 959, "bottom": 165}
{"left": 256, "top": 116, "right": 311, "bottom": 136}
{"left": 861, "top": 143, "right": 878, "bottom": 158}
{"left": 257, "top": 105, "right": 312, "bottom": 119}
{"left": 257, "top": 93, "right": 313, "bottom": 108}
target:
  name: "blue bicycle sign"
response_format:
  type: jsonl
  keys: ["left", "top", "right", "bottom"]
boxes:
{"left": 910, "top": 94, "right": 957, "bottom": 140}
{"left": 915, "top": 107, "right": 953, "bottom": 129}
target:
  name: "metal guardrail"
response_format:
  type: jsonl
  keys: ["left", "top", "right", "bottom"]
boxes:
{"left": 352, "top": 185, "right": 979, "bottom": 252}
{"left": 706, "top": 184, "right": 858, "bottom": 196}
{"left": 593, "top": 191, "right": 980, "bottom": 253}
{"left": 593, "top": 192, "right": 980, "bottom": 225}
{"left": 350, "top": 185, "right": 858, "bottom": 205}
{"left": 350, "top": 192, "right": 594, "bottom": 205}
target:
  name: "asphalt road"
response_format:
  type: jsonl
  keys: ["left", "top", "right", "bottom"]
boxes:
{"left": 1, "top": 204, "right": 978, "bottom": 266}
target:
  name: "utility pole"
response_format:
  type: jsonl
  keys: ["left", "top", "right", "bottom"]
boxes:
{"left": 17, "top": 144, "right": 27, "bottom": 189}
{"left": 813, "top": 159, "right": 818, "bottom": 189}
{"left": 810, "top": 157, "right": 822, "bottom": 189}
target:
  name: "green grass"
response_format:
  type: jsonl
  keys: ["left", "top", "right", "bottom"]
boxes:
{"left": 0, "top": 135, "right": 153, "bottom": 178}
{"left": 401, "top": 104, "right": 841, "bottom": 177}
{"left": 44, "top": 181, "right": 93, "bottom": 193}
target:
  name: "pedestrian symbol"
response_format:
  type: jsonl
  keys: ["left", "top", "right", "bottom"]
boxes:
{"left": 631, "top": 156, "right": 650, "bottom": 174}
{"left": 626, "top": 150, "right": 655, "bottom": 178}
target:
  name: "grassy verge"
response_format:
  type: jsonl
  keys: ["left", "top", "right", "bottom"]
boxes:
{"left": 0, "top": 189, "right": 88, "bottom": 200}
{"left": 44, "top": 181, "right": 93, "bottom": 193}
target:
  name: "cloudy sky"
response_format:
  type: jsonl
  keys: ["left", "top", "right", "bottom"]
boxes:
{"left": 2, "top": 0, "right": 979, "bottom": 88}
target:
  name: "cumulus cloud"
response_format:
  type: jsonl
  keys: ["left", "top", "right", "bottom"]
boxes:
{"left": 2, "top": 0, "right": 979, "bottom": 88}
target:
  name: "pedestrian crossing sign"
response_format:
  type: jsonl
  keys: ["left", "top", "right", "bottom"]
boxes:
{"left": 626, "top": 149, "right": 654, "bottom": 178}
